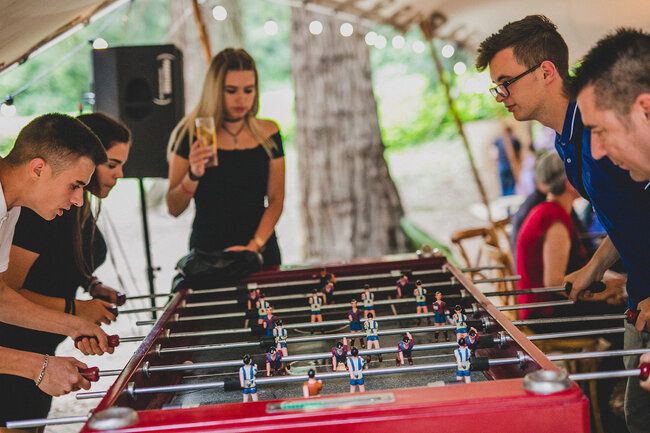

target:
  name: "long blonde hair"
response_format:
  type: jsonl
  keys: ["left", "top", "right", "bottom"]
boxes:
{"left": 168, "top": 48, "right": 276, "bottom": 158}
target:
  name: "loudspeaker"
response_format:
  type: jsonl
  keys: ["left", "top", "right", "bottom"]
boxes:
{"left": 92, "top": 45, "right": 184, "bottom": 178}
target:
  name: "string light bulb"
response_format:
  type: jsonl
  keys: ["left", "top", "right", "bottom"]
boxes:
{"left": 364, "top": 31, "right": 377, "bottom": 46}
{"left": 264, "top": 20, "right": 279, "bottom": 36}
{"left": 374, "top": 35, "right": 387, "bottom": 49}
{"left": 392, "top": 35, "right": 406, "bottom": 49}
{"left": 339, "top": 22, "right": 353, "bottom": 37}
{"left": 212, "top": 5, "right": 227, "bottom": 21}
{"left": 309, "top": 20, "right": 323, "bottom": 35}
{"left": 453, "top": 61, "right": 467, "bottom": 75}
{"left": 441, "top": 44, "right": 455, "bottom": 58}
{"left": 412, "top": 40, "right": 426, "bottom": 53}
{"left": 92, "top": 38, "right": 108, "bottom": 49}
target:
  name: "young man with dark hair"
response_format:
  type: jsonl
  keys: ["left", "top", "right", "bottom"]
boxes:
{"left": 477, "top": 16, "right": 650, "bottom": 432}
{"left": 572, "top": 28, "right": 650, "bottom": 182}
{"left": 571, "top": 27, "right": 650, "bottom": 430}
{"left": 0, "top": 113, "right": 113, "bottom": 413}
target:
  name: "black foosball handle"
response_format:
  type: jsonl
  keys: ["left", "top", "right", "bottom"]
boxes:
{"left": 107, "top": 306, "right": 119, "bottom": 318}
{"left": 469, "top": 356, "right": 490, "bottom": 371}
{"left": 74, "top": 334, "right": 120, "bottom": 348}
{"left": 79, "top": 367, "right": 100, "bottom": 382}
{"left": 564, "top": 281, "right": 606, "bottom": 296}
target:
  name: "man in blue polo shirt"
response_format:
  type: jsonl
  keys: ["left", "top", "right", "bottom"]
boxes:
{"left": 476, "top": 16, "right": 650, "bottom": 432}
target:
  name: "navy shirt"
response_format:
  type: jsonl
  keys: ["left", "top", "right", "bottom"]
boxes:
{"left": 554, "top": 102, "right": 650, "bottom": 309}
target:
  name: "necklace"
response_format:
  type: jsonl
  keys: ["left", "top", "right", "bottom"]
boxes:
{"left": 222, "top": 122, "right": 246, "bottom": 147}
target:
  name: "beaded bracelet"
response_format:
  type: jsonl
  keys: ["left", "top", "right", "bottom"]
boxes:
{"left": 35, "top": 354, "right": 49, "bottom": 387}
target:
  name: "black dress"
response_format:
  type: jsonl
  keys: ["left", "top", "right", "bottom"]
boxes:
{"left": 175, "top": 131, "right": 284, "bottom": 265}
{"left": 0, "top": 207, "right": 106, "bottom": 425}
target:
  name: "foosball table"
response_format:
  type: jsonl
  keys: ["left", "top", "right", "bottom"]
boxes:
{"left": 9, "top": 253, "right": 649, "bottom": 432}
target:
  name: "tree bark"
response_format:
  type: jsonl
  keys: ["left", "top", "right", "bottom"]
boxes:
{"left": 290, "top": 8, "right": 409, "bottom": 262}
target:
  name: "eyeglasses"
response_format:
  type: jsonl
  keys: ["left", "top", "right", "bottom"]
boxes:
{"left": 489, "top": 63, "right": 542, "bottom": 98}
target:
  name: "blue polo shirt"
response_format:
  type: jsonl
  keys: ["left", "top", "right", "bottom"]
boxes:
{"left": 554, "top": 102, "right": 650, "bottom": 309}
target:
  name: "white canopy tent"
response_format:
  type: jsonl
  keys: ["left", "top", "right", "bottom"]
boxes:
{"left": 1, "top": 0, "right": 647, "bottom": 75}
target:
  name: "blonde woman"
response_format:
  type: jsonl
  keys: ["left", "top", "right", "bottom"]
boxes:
{"left": 167, "top": 48, "right": 285, "bottom": 265}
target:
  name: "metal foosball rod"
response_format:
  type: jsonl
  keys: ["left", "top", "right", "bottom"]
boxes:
{"left": 99, "top": 330, "right": 646, "bottom": 378}
{"left": 15, "top": 352, "right": 650, "bottom": 429}
{"left": 120, "top": 275, "right": 522, "bottom": 315}
{"left": 123, "top": 265, "right": 508, "bottom": 302}
{"left": 135, "top": 298, "right": 571, "bottom": 327}
{"left": 75, "top": 346, "right": 650, "bottom": 401}
{"left": 136, "top": 314, "right": 629, "bottom": 356}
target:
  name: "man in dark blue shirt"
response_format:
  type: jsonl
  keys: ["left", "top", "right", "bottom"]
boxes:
{"left": 476, "top": 16, "right": 650, "bottom": 432}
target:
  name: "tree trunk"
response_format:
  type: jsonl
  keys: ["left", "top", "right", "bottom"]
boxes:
{"left": 169, "top": 0, "right": 244, "bottom": 110}
{"left": 290, "top": 8, "right": 409, "bottom": 262}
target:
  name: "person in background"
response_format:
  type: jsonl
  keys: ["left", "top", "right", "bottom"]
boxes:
{"left": 493, "top": 123, "right": 521, "bottom": 196}
{"left": 167, "top": 48, "right": 285, "bottom": 265}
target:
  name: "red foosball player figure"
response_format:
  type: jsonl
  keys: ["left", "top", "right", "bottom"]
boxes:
{"left": 302, "top": 369, "right": 324, "bottom": 398}
{"left": 348, "top": 299, "right": 364, "bottom": 348}
{"left": 262, "top": 306, "right": 278, "bottom": 338}
{"left": 309, "top": 289, "right": 324, "bottom": 325}
{"left": 239, "top": 354, "right": 258, "bottom": 402}
{"left": 332, "top": 337, "right": 349, "bottom": 371}
{"left": 273, "top": 318, "right": 288, "bottom": 357}
{"left": 248, "top": 287, "right": 261, "bottom": 311}
{"left": 464, "top": 327, "right": 480, "bottom": 352}
{"left": 364, "top": 313, "right": 382, "bottom": 364}
{"left": 256, "top": 292, "right": 271, "bottom": 325}
{"left": 432, "top": 291, "right": 449, "bottom": 342}
{"left": 361, "top": 284, "right": 376, "bottom": 318}
{"left": 452, "top": 304, "right": 468, "bottom": 341}
{"left": 414, "top": 280, "right": 430, "bottom": 325}
{"left": 395, "top": 273, "right": 409, "bottom": 299}
{"left": 454, "top": 338, "right": 472, "bottom": 383}
{"left": 396, "top": 332, "right": 414, "bottom": 366}
{"left": 319, "top": 268, "right": 337, "bottom": 288}
{"left": 266, "top": 346, "right": 285, "bottom": 376}
{"left": 322, "top": 281, "right": 335, "bottom": 304}
{"left": 347, "top": 347, "right": 366, "bottom": 393}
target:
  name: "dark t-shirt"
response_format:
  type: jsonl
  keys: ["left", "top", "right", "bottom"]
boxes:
{"left": 0, "top": 207, "right": 107, "bottom": 352}
{"left": 175, "top": 130, "right": 284, "bottom": 253}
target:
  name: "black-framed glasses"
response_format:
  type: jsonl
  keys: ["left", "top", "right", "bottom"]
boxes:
{"left": 489, "top": 63, "right": 542, "bottom": 98}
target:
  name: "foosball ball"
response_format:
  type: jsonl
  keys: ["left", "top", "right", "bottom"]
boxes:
{"left": 9, "top": 254, "right": 649, "bottom": 432}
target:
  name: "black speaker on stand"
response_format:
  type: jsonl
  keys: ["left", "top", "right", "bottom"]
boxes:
{"left": 93, "top": 45, "right": 185, "bottom": 318}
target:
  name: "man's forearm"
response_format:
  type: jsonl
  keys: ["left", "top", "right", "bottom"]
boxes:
{"left": 0, "top": 284, "right": 72, "bottom": 336}
{"left": 587, "top": 237, "right": 620, "bottom": 276}
{"left": 0, "top": 346, "right": 42, "bottom": 380}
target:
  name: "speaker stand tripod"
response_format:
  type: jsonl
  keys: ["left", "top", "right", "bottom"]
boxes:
{"left": 138, "top": 178, "right": 160, "bottom": 320}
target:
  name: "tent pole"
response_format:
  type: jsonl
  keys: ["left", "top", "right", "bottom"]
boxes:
{"left": 420, "top": 25, "right": 494, "bottom": 224}
{"left": 191, "top": 0, "right": 213, "bottom": 64}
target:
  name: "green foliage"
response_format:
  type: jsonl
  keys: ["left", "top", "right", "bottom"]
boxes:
{"left": 0, "top": 136, "right": 14, "bottom": 157}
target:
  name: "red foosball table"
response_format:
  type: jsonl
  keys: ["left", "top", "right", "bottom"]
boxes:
{"left": 12, "top": 253, "right": 649, "bottom": 432}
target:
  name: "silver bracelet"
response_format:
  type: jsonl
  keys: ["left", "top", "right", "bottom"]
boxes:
{"left": 35, "top": 354, "right": 49, "bottom": 387}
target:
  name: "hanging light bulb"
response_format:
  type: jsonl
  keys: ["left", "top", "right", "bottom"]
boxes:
{"left": 374, "top": 35, "right": 387, "bottom": 49}
{"left": 364, "top": 31, "right": 378, "bottom": 46}
{"left": 453, "top": 61, "right": 467, "bottom": 75}
{"left": 264, "top": 20, "right": 279, "bottom": 36}
{"left": 441, "top": 44, "right": 455, "bottom": 58}
{"left": 92, "top": 38, "right": 108, "bottom": 49}
{"left": 309, "top": 20, "right": 323, "bottom": 35}
{"left": 412, "top": 40, "right": 426, "bottom": 53}
{"left": 212, "top": 5, "right": 227, "bottom": 21}
{"left": 392, "top": 35, "right": 406, "bottom": 49}
{"left": 339, "top": 22, "right": 353, "bottom": 37}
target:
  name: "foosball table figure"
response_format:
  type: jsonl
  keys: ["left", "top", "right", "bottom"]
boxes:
{"left": 9, "top": 255, "right": 650, "bottom": 432}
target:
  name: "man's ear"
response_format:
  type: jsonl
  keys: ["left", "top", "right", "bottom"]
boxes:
{"left": 27, "top": 158, "right": 46, "bottom": 179}
{"left": 540, "top": 60, "right": 558, "bottom": 81}
{"left": 635, "top": 93, "right": 650, "bottom": 121}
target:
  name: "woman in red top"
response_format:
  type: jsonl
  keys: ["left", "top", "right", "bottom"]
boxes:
{"left": 516, "top": 153, "right": 588, "bottom": 320}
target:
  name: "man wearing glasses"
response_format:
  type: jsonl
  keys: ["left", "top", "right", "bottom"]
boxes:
{"left": 476, "top": 15, "right": 650, "bottom": 433}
